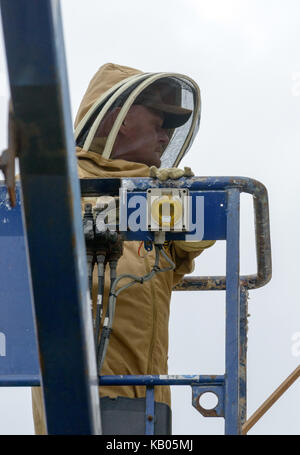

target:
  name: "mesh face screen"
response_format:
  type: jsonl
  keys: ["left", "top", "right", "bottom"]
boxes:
{"left": 77, "top": 74, "right": 200, "bottom": 168}
{"left": 158, "top": 77, "right": 200, "bottom": 167}
{"left": 75, "top": 76, "right": 149, "bottom": 147}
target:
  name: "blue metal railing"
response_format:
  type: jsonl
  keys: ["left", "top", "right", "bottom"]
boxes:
{"left": 0, "top": 175, "right": 271, "bottom": 434}
{"left": 80, "top": 176, "right": 272, "bottom": 291}
{"left": 80, "top": 176, "right": 271, "bottom": 435}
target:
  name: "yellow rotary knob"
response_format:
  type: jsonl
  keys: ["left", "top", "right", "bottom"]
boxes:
{"left": 151, "top": 195, "right": 183, "bottom": 229}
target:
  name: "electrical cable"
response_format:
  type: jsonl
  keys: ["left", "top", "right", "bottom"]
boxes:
{"left": 86, "top": 253, "right": 95, "bottom": 328}
{"left": 97, "top": 244, "right": 175, "bottom": 373}
{"left": 97, "top": 260, "right": 117, "bottom": 370}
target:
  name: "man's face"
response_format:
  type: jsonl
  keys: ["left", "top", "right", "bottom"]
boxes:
{"left": 111, "top": 105, "right": 170, "bottom": 167}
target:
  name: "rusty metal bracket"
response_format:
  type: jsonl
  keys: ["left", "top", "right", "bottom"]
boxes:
{"left": 192, "top": 385, "right": 225, "bottom": 417}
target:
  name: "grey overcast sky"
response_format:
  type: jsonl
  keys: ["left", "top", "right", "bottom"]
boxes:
{"left": 0, "top": 0, "right": 300, "bottom": 435}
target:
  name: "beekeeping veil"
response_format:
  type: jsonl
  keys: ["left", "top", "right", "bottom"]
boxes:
{"left": 74, "top": 63, "right": 201, "bottom": 168}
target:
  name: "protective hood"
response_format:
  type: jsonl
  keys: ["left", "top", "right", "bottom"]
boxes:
{"left": 75, "top": 63, "right": 201, "bottom": 168}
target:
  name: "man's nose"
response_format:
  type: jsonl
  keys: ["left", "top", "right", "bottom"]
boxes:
{"left": 159, "top": 130, "right": 170, "bottom": 145}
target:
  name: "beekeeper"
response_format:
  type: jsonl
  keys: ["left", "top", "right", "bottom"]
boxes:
{"left": 32, "top": 63, "right": 215, "bottom": 435}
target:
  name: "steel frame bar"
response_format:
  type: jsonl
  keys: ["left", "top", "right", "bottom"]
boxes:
{"left": 99, "top": 375, "right": 225, "bottom": 386}
{"left": 0, "top": 374, "right": 225, "bottom": 387}
{"left": 145, "top": 386, "right": 155, "bottom": 435}
{"left": 239, "top": 287, "right": 248, "bottom": 426}
{"left": 0, "top": 0, "right": 101, "bottom": 434}
{"left": 224, "top": 189, "right": 240, "bottom": 434}
{"left": 0, "top": 375, "right": 40, "bottom": 387}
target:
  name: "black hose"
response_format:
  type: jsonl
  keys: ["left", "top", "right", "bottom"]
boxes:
{"left": 95, "top": 254, "right": 106, "bottom": 348}
{"left": 86, "top": 253, "right": 95, "bottom": 328}
{"left": 97, "top": 259, "right": 118, "bottom": 373}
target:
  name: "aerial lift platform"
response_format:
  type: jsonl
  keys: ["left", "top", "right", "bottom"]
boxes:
{"left": 1, "top": 0, "right": 296, "bottom": 436}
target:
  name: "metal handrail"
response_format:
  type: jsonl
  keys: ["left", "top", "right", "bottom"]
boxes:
{"left": 172, "top": 177, "right": 271, "bottom": 290}
{"left": 80, "top": 176, "right": 272, "bottom": 291}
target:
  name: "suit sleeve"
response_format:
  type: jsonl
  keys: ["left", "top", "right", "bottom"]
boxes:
{"left": 170, "top": 240, "right": 216, "bottom": 287}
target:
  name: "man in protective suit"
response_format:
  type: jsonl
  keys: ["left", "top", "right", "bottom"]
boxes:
{"left": 32, "top": 63, "right": 215, "bottom": 435}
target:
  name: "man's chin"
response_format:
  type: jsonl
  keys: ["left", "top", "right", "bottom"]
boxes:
{"left": 148, "top": 157, "right": 161, "bottom": 168}
{"left": 112, "top": 150, "right": 161, "bottom": 168}
{"left": 150, "top": 150, "right": 162, "bottom": 167}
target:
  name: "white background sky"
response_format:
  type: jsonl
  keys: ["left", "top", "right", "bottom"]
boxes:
{"left": 0, "top": 0, "right": 300, "bottom": 435}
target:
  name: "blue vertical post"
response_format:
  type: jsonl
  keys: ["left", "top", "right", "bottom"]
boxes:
{"left": 145, "top": 385, "right": 155, "bottom": 435}
{"left": 239, "top": 287, "right": 248, "bottom": 426}
{"left": 0, "top": 0, "right": 101, "bottom": 434}
{"left": 225, "top": 188, "right": 240, "bottom": 434}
